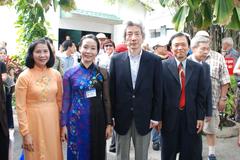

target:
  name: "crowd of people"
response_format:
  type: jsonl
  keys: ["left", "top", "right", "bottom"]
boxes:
{"left": 0, "top": 20, "right": 240, "bottom": 160}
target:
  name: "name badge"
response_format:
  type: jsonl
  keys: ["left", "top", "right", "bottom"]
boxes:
{"left": 85, "top": 88, "right": 97, "bottom": 98}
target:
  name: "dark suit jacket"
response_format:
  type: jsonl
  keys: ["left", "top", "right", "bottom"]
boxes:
{"left": 0, "top": 74, "right": 8, "bottom": 137}
{"left": 110, "top": 50, "right": 163, "bottom": 136}
{"left": 188, "top": 58, "right": 212, "bottom": 117}
{"left": 161, "top": 58, "right": 205, "bottom": 134}
{"left": 202, "top": 62, "right": 212, "bottom": 117}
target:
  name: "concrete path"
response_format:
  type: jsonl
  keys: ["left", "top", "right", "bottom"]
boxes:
{"left": 12, "top": 113, "right": 240, "bottom": 160}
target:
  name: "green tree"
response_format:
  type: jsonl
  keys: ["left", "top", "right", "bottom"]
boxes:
{"left": 0, "top": 0, "right": 76, "bottom": 57}
{"left": 159, "top": 0, "right": 240, "bottom": 31}
{"left": 108, "top": 0, "right": 240, "bottom": 51}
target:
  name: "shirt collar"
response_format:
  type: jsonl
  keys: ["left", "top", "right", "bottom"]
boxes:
{"left": 191, "top": 55, "right": 202, "bottom": 64}
{"left": 63, "top": 52, "right": 73, "bottom": 58}
{"left": 175, "top": 57, "right": 187, "bottom": 69}
{"left": 128, "top": 49, "right": 143, "bottom": 58}
{"left": 206, "top": 50, "right": 213, "bottom": 59}
{"left": 80, "top": 61, "right": 95, "bottom": 70}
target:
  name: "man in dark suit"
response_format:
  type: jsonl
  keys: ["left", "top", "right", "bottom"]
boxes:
{"left": 109, "top": 21, "right": 162, "bottom": 160}
{"left": 160, "top": 32, "right": 205, "bottom": 160}
{"left": 189, "top": 35, "right": 213, "bottom": 159}
{"left": 0, "top": 61, "right": 9, "bottom": 160}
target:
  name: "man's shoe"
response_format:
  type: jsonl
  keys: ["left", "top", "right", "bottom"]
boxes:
{"left": 152, "top": 143, "right": 160, "bottom": 151}
{"left": 208, "top": 154, "right": 217, "bottom": 160}
{"left": 109, "top": 148, "right": 116, "bottom": 153}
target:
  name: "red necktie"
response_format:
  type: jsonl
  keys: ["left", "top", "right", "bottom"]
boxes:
{"left": 178, "top": 63, "right": 185, "bottom": 109}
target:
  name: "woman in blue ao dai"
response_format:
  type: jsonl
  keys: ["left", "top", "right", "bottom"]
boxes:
{"left": 60, "top": 34, "right": 112, "bottom": 160}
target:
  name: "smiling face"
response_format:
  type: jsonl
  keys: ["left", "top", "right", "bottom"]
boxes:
{"left": 171, "top": 36, "right": 189, "bottom": 61}
{"left": 33, "top": 43, "right": 50, "bottom": 68}
{"left": 80, "top": 38, "right": 98, "bottom": 64}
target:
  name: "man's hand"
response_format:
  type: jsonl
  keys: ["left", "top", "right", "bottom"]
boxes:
{"left": 105, "top": 125, "right": 113, "bottom": 139}
{"left": 149, "top": 120, "right": 159, "bottom": 129}
{"left": 155, "top": 121, "right": 162, "bottom": 133}
{"left": 205, "top": 116, "right": 212, "bottom": 122}
{"left": 218, "top": 99, "right": 226, "bottom": 112}
{"left": 196, "top": 120, "right": 204, "bottom": 134}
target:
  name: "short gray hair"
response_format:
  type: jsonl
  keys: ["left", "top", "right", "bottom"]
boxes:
{"left": 123, "top": 20, "right": 145, "bottom": 40}
{"left": 191, "top": 36, "right": 210, "bottom": 49}
{"left": 222, "top": 37, "right": 234, "bottom": 46}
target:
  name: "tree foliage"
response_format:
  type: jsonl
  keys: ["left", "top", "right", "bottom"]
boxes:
{"left": 0, "top": 0, "right": 76, "bottom": 56}
{"left": 0, "top": 0, "right": 12, "bottom": 5}
{"left": 159, "top": 0, "right": 240, "bottom": 31}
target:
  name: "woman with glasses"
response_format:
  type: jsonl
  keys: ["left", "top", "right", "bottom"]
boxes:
{"left": 95, "top": 39, "right": 115, "bottom": 71}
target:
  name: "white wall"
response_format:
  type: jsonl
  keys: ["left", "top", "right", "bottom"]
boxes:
{"left": 59, "top": 16, "right": 114, "bottom": 33}
{"left": 113, "top": 2, "right": 147, "bottom": 44}
{"left": 145, "top": 7, "right": 175, "bottom": 46}
{"left": 0, "top": 1, "right": 175, "bottom": 53}
{"left": 0, "top": 6, "right": 18, "bottom": 54}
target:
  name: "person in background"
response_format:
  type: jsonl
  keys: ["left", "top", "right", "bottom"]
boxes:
{"left": 115, "top": 43, "right": 128, "bottom": 54}
{"left": 234, "top": 56, "right": 240, "bottom": 120}
{"left": 60, "top": 34, "right": 112, "bottom": 160}
{"left": 189, "top": 35, "right": 213, "bottom": 159}
{"left": 0, "top": 59, "right": 9, "bottom": 160}
{"left": 233, "top": 57, "right": 240, "bottom": 146}
{"left": 72, "top": 42, "right": 81, "bottom": 65}
{"left": 96, "top": 39, "right": 115, "bottom": 71}
{"left": 150, "top": 39, "right": 171, "bottom": 151}
{"left": 0, "top": 47, "right": 15, "bottom": 159}
{"left": 196, "top": 30, "right": 230, "bottom": 160}
{"left": 65, "top": 35, "right": 71, "bottom": 40}
{"left": 153, "top": 39, "right": 172, "bottom": 60}
{"left": 15, "top": 38, "right": 63, "bottom": 160}
{"left": 44, "top": 37, "right": 64, "bottom": 76}
{"left": 61, "top": 40, "right": 77, "bottom": 73}
{"left": 96, "top": 33, "right": 107, "bottom": 56}
{"left": 56, "top": 44, "right": 64, "bottom": 57}
{"left": 0, "top": 41, "right": 7, "bottom": 54}
{"left": 221, "top": 37, "right": 239, "bottom": 65}
{"left": 142, "top": 41, "right": 152, "bottom": 52}
{"left": 110, "top": 20, "right": 162, "bottom": 160}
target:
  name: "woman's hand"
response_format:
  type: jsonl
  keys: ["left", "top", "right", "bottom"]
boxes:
{"left": 23, "top": 134, "right": 34, "bottom": 152}
{"left": 105, "top": 125, "right": 112, "bottom": 139}
{"left": 61, "top": 126, "right": 68, "bottom": 142}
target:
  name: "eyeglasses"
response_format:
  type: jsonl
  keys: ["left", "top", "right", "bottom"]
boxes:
{"left": 104, "top": 44, "right": 113, "bottom": 47}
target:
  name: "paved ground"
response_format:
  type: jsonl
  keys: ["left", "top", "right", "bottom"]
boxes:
{"left": 12, "top": 113, "right": 240, "bottom": 160}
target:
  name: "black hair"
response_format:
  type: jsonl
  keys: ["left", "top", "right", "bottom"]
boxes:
{"left": 79, "top": 34, "right": 100, "bottom": 53}
{"left": 168, "top": 32, "right": 191, "bottom": 47}
{"left": 103, "top": 39, "right": 115, "bottom": 48}
{"left": 43, "top": 37, "right": 53, "bottom": 44}
{"left": 62, "top": 40, "right": 73, "bottom": 51}
{"left": 25, "top": 38, "right": 55, "bottom": 68}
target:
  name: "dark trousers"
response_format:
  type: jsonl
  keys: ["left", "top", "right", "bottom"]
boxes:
{"left": 196, "top": 133, "right": 203, "bottom": 159}
{"left": 0, "top": 124, "right": 9, "bottom": 160}
{"left": 161, "top": 109, "right": 202, "bottom": 160}
{"left": 6, "top": 93, "right": 14, "bottom": 128}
